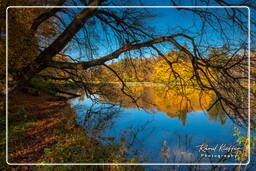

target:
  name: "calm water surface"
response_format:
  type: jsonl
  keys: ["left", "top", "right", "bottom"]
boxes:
{"left": 71, "top": 86, "right": 247, "bottom": 163}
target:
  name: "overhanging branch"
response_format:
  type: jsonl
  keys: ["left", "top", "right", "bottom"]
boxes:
{"left": 48, "top": 33, "right": 198, "bottom": 70}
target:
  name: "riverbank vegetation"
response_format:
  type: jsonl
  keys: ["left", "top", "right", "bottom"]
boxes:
{"left": 1, "top": 0, "right": 256, "bottom": 169}
{"left": 1, "top": 91, "right": 142, "bottom": 170}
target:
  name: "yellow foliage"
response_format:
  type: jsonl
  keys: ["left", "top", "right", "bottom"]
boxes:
{"left": 152, "top": 53, "right": 212, "bottom": 88}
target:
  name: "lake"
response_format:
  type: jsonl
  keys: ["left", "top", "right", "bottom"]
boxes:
{"left": 71, "top": 86, "right": 248, "bottom": 164}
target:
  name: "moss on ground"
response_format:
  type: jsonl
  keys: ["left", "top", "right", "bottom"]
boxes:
{"left": 0, "top": 92, "right": 144, "bottom": 170}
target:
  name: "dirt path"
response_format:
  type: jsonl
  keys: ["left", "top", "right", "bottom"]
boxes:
{"left": 8, "top": 91, "right": 66, "bottom": 163}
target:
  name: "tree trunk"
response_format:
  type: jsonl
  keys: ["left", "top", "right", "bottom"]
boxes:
{"left": 11, "top": 0, "right": 103, "bottom": 91}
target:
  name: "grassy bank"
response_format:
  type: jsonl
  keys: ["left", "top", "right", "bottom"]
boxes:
{"left": 1, "top": 91, "right": 143, "bottom": 170}
{"left": 82, "top": 81, "right": 165, "bottom": 87}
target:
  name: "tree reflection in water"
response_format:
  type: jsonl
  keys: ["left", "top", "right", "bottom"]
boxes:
{"left": 73, "top": 94, "right": 122, "bottom": 139}
{"left": 93, "top": 85, "right": 228, "bottom": 126}
{"left": 71, "top": 85, "right": 249, "bottom": 164}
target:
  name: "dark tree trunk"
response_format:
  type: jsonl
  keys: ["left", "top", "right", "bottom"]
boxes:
{"left": 12, "top": 0, "right": 104, "bottom": 91}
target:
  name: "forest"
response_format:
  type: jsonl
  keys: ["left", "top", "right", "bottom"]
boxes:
{"left": 88, "top": 44, "right": 227, "bottom": 84}
{"left": 1, "top": 0, "right": 256, "bottom": 170}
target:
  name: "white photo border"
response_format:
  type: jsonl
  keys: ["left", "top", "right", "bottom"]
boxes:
{"left": 5, "top": 5, "right": 251, "bottom": 166}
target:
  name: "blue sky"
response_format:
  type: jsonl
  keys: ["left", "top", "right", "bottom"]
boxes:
{"left": 63, "top": 6, "right": 249, "bottom": 61}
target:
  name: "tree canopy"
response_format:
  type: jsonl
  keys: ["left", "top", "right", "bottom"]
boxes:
{"left": 1, "top": 0, "right": 256, "bottom": 126}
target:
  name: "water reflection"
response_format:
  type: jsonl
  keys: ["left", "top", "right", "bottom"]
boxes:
{"left": 71, "top": 86, "right": 246, "bottom": 163}
{"left": 74, "top": 96, "right": 121, "bottom": 138}
{"left": 96, "top": 86, "right": 215, "bottom": 122}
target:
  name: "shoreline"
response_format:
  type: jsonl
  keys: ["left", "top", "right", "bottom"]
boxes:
{"left": 3, "top": 91, "right": 141, "bottom": 170}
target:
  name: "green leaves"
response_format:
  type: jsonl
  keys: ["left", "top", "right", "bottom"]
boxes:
{"left": 233, "top": 128, "right": 241, "bottom": 136}
{"left": 233, "top": 128, "right": 256, "bottom": 162}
